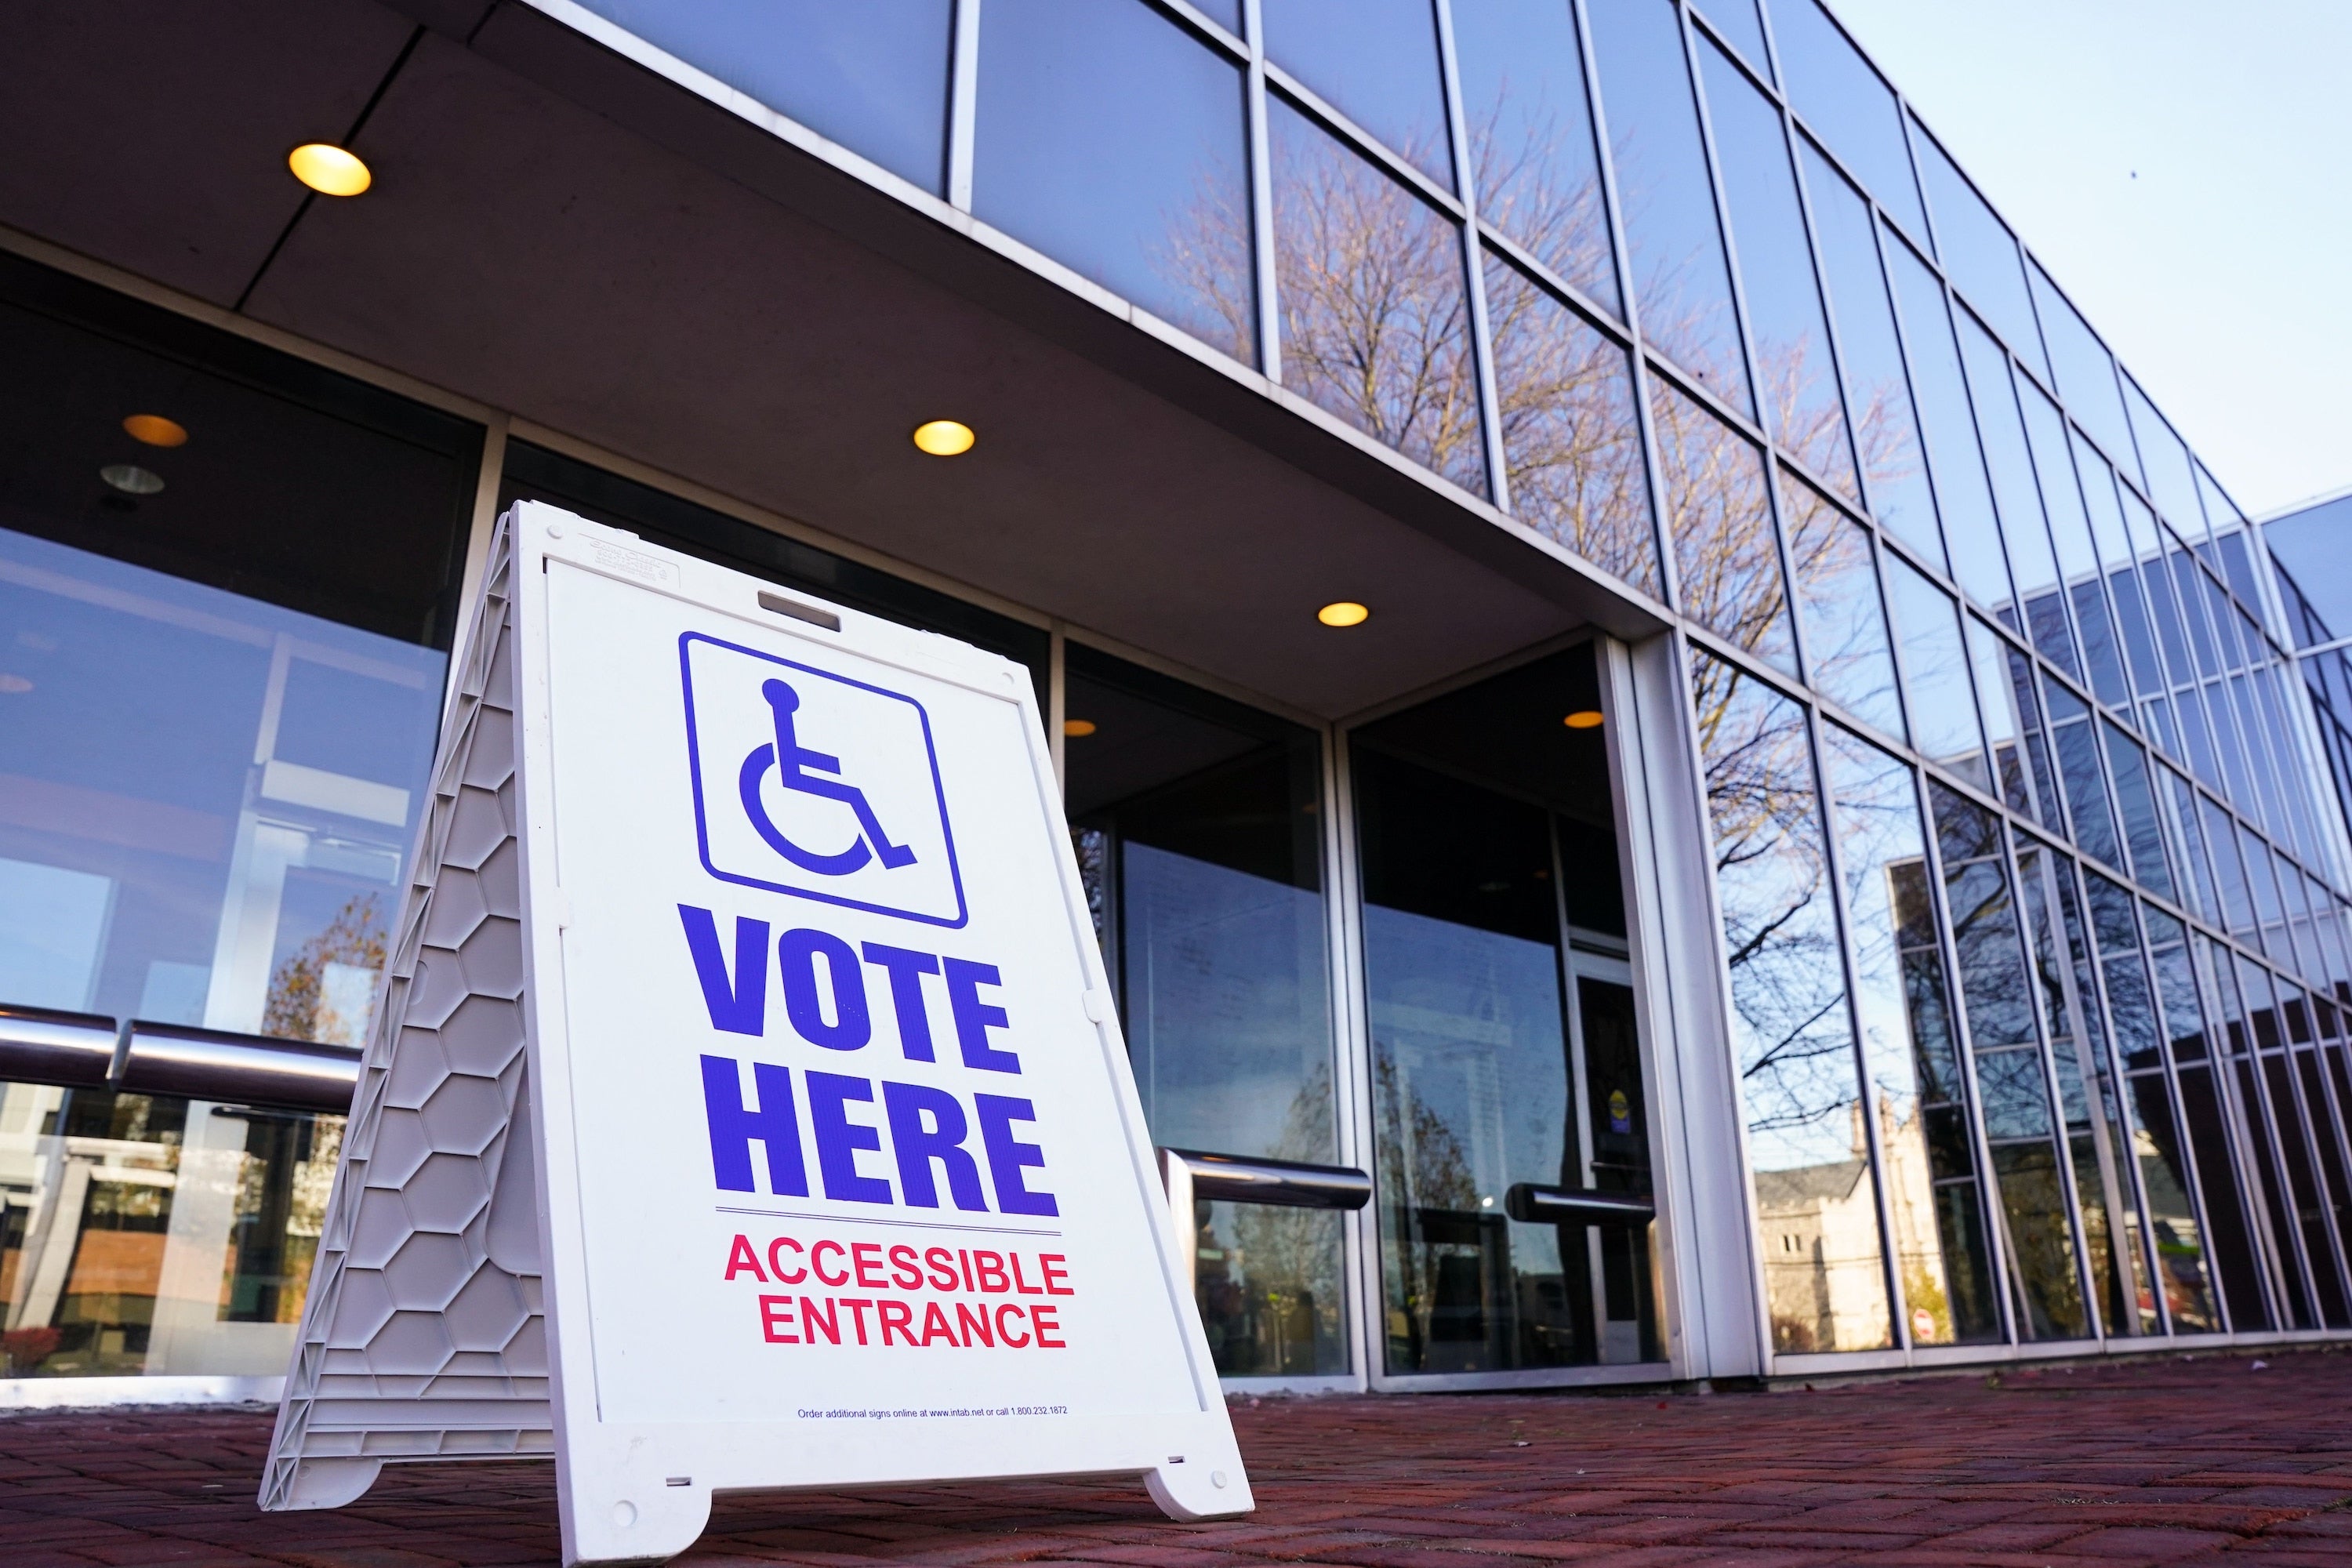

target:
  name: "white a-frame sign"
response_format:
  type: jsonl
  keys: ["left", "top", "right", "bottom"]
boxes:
{"left": 261, "top": 503, "right": 1252, "bottom": 1564}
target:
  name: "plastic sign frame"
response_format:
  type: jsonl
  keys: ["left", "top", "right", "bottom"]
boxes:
{"left": 260, "top": 504, "right": 1252, "bottom": 1564}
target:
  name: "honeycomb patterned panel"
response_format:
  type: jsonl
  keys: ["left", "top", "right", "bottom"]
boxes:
{"left": 263, "top": 517, "right": 554, "bottom": 1512}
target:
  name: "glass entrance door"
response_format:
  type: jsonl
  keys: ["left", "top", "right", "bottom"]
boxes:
{"left": 1350, "top": 644, "right": 1661, "bottom": 1376}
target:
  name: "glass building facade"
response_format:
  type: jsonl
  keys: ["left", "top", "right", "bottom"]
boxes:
{"left": 2, "top": 0, "right": 2349, "bottom": 1395}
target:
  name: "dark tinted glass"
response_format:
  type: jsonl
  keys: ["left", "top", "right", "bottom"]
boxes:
{"left": 1270, "top": 97, "right": 1486, "bottom": 493}
{"left": 0, "top": 256, "right": 476, "bottom": 1051}
{"left": 1061, "top": 645, "right": 1342, "bottom": 1377}
{"left": 1884, "top": 234, "right": 2008, "bottom": 612}
{"left": 2028, "top": 263, "right": 2132, "bottom": 466}
{"left": 1766, "top": 0, "right": 1926, "bottom": 238}
{"left": 1061, "top": 645, "right": 1331, "bottom": 1156}
{"left": 977, "top": 0, "right": 1254, "bottom": 363}
{"left": 2044, "top": 676, "right": 2120, "bottom": 869}
{"left": 1263, "top": 0, "right": 1453, "bottom": 187}
{"left": 575, "top": 0, "right": 953, "bottom": 194}
{"left": 1783, "top": 476, "right": 1903, "bottom": 739}
{"left": 1453, "top": 0, "right": 1618, "bottom": 312}
{"left": 1481, "top": 256, "right": 1661, "bottom": 596}
{"left": 1910, "top": 122, "right": 2045, "bottom": 380}
{"left": 1356, "top": 646, "right": 1650, "bottom": 1371}
{"left": 1799, "top": 141, "right": 1939, "bottom": 566}
{"left": 1883, "top": 555, "right": 1987, "bottom": 787}
{"left": 1650, "top": 377, "right": 1795, "bottom": 675}
{"left": 1586, "top": 0, "right": 1752, "bottom": 413}
{"left": 2102, "top": 719, "right": 2171, "bottom": 898}
{"left": 1697, "top": 38, "right": 1855, "bottom": 494}
{"left": 497, "top": 443, "right": 1049, "bottom": 698}
{"left": 1687, "top": 648, "right": 1893, "bottom": 1350}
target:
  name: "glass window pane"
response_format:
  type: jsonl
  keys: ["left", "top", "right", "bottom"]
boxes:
{"left": 1586, "top": 0, "right": 1752, "bottom": 413}
{"left": 1062, "top": 645, "right": 1342, "bottom": 1376}
{"left": 1648, "top": 376, "right": 1795, "bottom": 673}
{"left": 1269, "top": 97, "right": 1488, "bottom": 493}
{"left": 2080, "top": 882, "right": 2220, "bottom": 1329}
{"left": 1883, "top": 234, "right": 2010, "bottom": 613}
{"left": 977, "top": 0, "right": 1254, "bottom": 364}
{"left": 1480, "top": 255, "right": 1661, "bottom": 595}
{"left": 2017, "top": 848, "right": 2154, "bottom": 1334}
{"left": 1687, "top": 649, "right": 1893, "bottom": 1352}
{"left": 2165, "top": 770, "right": 2220, "bottom": 924}
{"left": 1820, "top": 725, "right": 1999, "bottom": 1342}
{"left": 1766, "top": 0, "right": 1928, "bottom": 238}
{"left": 1910, "top": 121, "right": 2045, "bottom": 381}
{"left": 2023, "top": 383, "right": 2129, "bottom": 708}
{"left": 1356, "top": 647, "right": 1655, "bottom": 1372}
{"left": 2044, "top": 675, "right": 2122, "bottom": 870}
{"left": 1968, "top": 617, "right": 2053, "bottom": 826}
{"left": 1957, "top": 314, "right": 2072, "bottom": 672}
{"left": 1883, "top": 555, "right": 1988, "bottom": 788}
{"left": 1695, "top": 0, "right": 1773, "bottom": 79}
{"left": 1782, "top": 475, "right": 1903, "bottom": 739}
{"left": 1696, "top": 38, "right": 1856, "bottom": 494}
{"left": 2100, "top": 720, "right": 2172, "bottom": 900}
{"left": 1453, "top": 0, "right": 1620, "bottom": 312}
{"left": 575, "top": 0, "right": 953, "bottom": 194}
{"left": 2123, "top": 374, "right": 2204, "bottom": 539}
{"left": 1927, "top": 784, "right": 2090, "bottom": 1339}
{"left": 1263, "top": 0, "right": 1453, "bottom": 187}
{"left": 2028, "top": 263, "right": 2133, "bottom": 469}
{"left": 1798, "top": 141, "right": 1940, "bottom": 567}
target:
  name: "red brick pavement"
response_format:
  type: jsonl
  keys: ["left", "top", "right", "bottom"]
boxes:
{"left": 5, "top": 1350, "right": 2352, "bottom": 1566}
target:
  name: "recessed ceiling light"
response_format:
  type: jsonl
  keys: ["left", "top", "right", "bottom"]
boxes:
{"left": 100, "top": 464, "right": 165, "bottom": 495}
{"left": 1564, "top": 710, "right": 1604, "bottom": 729}
{"left": 289, "top": 143, "right": 372, "bottom": 197}
{"left": 122, "top": 414, "right": 187, "bottom": 448}
{"left": 1062, "top": 719, "right": 1097, "bottom": 738}
{"left": 912, "top": 419, "right": 976, "bottom": 456}
{"left": 1316, "top": 601, "right": 1369, "bottom": 627}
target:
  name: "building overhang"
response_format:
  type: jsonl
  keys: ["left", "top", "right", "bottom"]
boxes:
{"left": 0, "top": 0, "right": 1668, "bottom": 719}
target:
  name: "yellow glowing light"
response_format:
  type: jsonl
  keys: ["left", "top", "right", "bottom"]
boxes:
{"left": 1316, "top": 601, "right": 1370, "bottom": 628}
{"left": 1564, "top": 710, "right": 1605, "bottom": 729}
{"left": 122, "top": 414, "right": 187, "bottom": 448}
{"left": 1062, "top": 719, "right": 1098, "bottom": 738}
{"left": 289, "top": 143, "right": 372, "bottom": 197}
{"left": 911, "top": 419, "right": 976, "bottom": 456}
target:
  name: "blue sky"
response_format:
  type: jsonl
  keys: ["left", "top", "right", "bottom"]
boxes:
{"left": 1828, "top": 0, "right": 2352, "bottom": 519}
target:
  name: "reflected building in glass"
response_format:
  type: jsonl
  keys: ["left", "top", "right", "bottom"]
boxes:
{"left": 2, "top": 0, "right": 2348, "bottom": 1403}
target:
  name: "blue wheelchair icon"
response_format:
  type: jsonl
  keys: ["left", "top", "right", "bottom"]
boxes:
{"left": 737, "top": 677, "right": 917, "bottom": 877}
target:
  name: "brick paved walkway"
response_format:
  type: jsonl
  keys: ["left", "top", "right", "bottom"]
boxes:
{"left": 6, "top": 1351, "right": 2352, "bottom": 1566}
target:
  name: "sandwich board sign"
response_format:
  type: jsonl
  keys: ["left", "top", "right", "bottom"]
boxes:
{"left": 260, "top": 502, "right": 1252, "bottom": 1564}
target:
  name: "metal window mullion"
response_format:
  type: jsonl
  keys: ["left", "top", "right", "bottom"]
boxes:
{"left": 947, "top": 0, "right": 982, "bottom": 210}
{"left": 1658, "top": 627, "right": 1784, "bottom": 1367}
{"left": 1800, "top": 702, "right": 1918, "bottom": 1352}
{"left": 1328, "top": 725, "right": 1393, "bottom": 1386}
{"left": 1434, "top": 0, "right": 1512, "bottom": 514}
{"left": 1319, "top": 717, "right": 1375, "bottom": 1391}
{"left": 1243, "top": 0, "right": 1281, "bottom": 380}
{"left": 1911, "top": 757, "right": 2023, "bottom": 1345}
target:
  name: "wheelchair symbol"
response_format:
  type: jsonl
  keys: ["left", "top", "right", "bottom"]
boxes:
{"left": 736, "top": 678, "right": 917, "bottom": 877}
